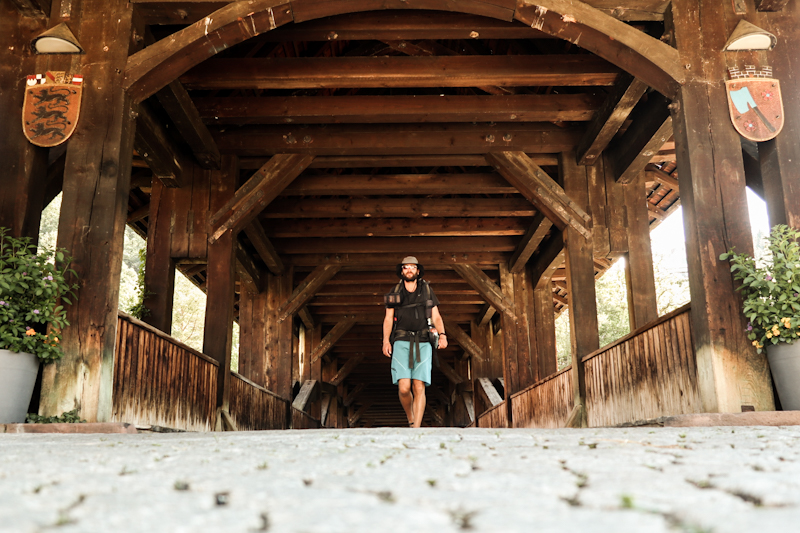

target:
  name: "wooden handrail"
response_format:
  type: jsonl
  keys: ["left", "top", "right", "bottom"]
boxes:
{"left": 117, "top": 311, "right": 219, "bottom": 367}
{"left": 231, "top": 371, "right": 290, "bottom": 403}
{"left": 510, "top": 364, "right": 572, "bottom": 400}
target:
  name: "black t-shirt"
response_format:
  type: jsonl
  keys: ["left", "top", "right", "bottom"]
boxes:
{"left": 389, "top": 280, "right": 440, "bottom": 332}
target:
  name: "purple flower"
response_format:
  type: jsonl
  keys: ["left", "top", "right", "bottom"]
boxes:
{"left": 766, "top": 275, "right": 773, "bottom": 281}
{"left": 747, "top": 323, "right": 753, "bottom": 331}
{"left": 25, "top": 326, "right": 31, "bottom": 331}
{"left": 32, "top": 309, "right": 40, "bottom": 315}
{"left": 0, "top": 301, "right": 5, "bottom": 306}
{"left": 21, "top": 272, "right": 26, "bottom": 276}
{"left": 47, "top": 275, "right": 53, "bottom": 281}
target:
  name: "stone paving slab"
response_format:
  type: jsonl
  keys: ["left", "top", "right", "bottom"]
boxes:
{"left": 1, "top": 422, "right": 138, "bottom": 434}
{"left": 1, "top": 426, "right": 800, "bottom": 533}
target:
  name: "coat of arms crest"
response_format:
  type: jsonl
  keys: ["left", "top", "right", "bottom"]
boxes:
{"left": 726, "top": 65, "right": 783, "bottom": 142}
{"left": 22, "top": 71, "right": 83, "bottom": 148}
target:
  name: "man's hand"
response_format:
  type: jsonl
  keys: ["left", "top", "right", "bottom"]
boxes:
{"left": 437, "top": 335, "right": 448, "bottom": 350}
{"left": 382, "top": 340, "right": 392, "bottom": 357}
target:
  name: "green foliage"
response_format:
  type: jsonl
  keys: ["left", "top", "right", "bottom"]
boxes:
{"left": 720, "top": 224, "right": 800, "bottom": 353}
{"left": 26, "top": 409, "right": 85, "bottom": 424}
{"left": 128, "top": 247, "right": 153, "bottom": 320}
{"left": 0, "top": 228, "right": 79, "bottom": 363}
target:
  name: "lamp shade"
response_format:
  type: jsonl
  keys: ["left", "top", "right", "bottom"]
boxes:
{"left": 31, "top": 23, "right": 84, "bottom": 54}
{"left": 723, "top": 20, "right": 777, "bottom": 51}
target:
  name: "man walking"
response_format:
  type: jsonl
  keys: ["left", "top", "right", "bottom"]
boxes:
{"left": 382, "top": 256, "right": 447, "bottom": 428}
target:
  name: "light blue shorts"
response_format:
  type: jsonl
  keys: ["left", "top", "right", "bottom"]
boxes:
{"left": 391, "top": 341, "right": 432, "bottom": 386}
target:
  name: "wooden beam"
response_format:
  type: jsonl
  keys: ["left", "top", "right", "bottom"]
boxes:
{"left": 328, "top": 355, "right": 364, "bottom": 387}
{"left": 530, "top": 233, "right": 565, "bottom": 288}
{"left": 274, "top": 236, "right": 516, "bottom": 255}
{"left": 443, "top": 320, "right": 485, "bottom": 362}
{"left": 156, "top": 80, "right": 221, "bottom": 169}
{"left": 757, "top": 0, "right": 790, "bottom": 11}
{"left": 181, "top": 56, "right": 620, "bottom": 90}
{"left": 453, "top": 264, "right": 516, "bottom": 316}
{"left": 319, "top": 394, "right": 332, "bottom": 427}
{"left": 300, "top": 154, "right": 560, "bottom": 169}
{"left": 476, "top": 377, "right": 503, "bottom": 407}
{"left": 462, "top": 391, "right": 476, "bottom": 424}
{"left": 126, "top": 203, "right": 150, "bottom": 224}
{"left": 262, "top": 197, "right": 536, "bottom": 219}
{"left": 476, "top": 304, "right": 496, "bottom": 327}
{"left": 624, "top": 176, "right": 659, "bottom": 329}
{"left": 235, "top": 239, "right": 266, "bottom": 293}
{"left": 8, "top": 0, "right": 49, "bottom": 18}
{"left": 342, "top": 382, "right": 366, "bottom": 408}
{"left": 265, "top": 217, "right": 528, "bottom": 239}
{"left": 644, "top": 166, "right": 680, "bottom": 191}
{"left": 576, "top": 73, "right": 648, "bottom": 165}
{"left": 310, "top": 315, "right": 357, "bottom": 364}
{"left": 608, "top": 93, "right": 673, "bottom": 184}
{"left": 214, "top": 123, "right": 582, "bottom": 157}
{"left": 209, "top": 154, "right": 314, "bottom": 243}
{"left": 281, "top": 173, "right": 516, "bottom": 196}
{"left": 243, "top": 222, "right": 284, "bottom": 275}
{"left": 134, "top": 101, "right": 190, "bottom": 188}
{"left": 279, "top": 265, "right": 341, "bottom": 322}
{"left": 298, "top": 307, "right": 315, "bottom": 329}
{"left": 195, "top": 94, "right": 603, "bottom": 125}
{"left": 285, "top": 252, "right": 508, "bottom": 268}
{"left": 427, "top": 383, "right": 451, "bottom": 407}
{"left": 647, "top": 202, "right": 666, "bottom": 221}
{"left": 204, "top": 230, "right": 236, "bottom": 412}
{"left": 437, "top": 359, "right": 464, "bottom": 385}
{"left": 425, "top": 403, "right": 445, "bottom": 426}
{"left": 508, "top": 213, "right": 553, "bottom": 274}
{"left": 291, "top": 380, "right": 319, "bottom": 412}
{"left": 486, "top": 151, "right": 592, "bottom": 240}
{"left": 348, "top": 399, "right": 374, "bottom": 427}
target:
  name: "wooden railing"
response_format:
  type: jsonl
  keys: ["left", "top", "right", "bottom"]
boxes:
{"left": 510, "top": 366, "right": 573, "bottom": 429}
{"left": 229, "top": 372, "right": 290, "bottom": 430}
{"left": 291, "top": 407, "right": 321, "bottom": 429}
{"left": 113, "top": 312, "right": 218, "bottom": 431}
{"left": 584, "top": 304, "right": 700, "bottom": 426}
{"left": 505, "top": 304, "right": 699, "bottom": 429}
{"left": 476, "top": 401, "right": 508, "bottom": 428}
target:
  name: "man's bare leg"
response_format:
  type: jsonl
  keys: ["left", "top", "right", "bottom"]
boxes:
{"left": 397, "top": 378, "right": 414, "bottom": 425}
{"left": 411, "top": 379, "right": 426, "bottom": 428}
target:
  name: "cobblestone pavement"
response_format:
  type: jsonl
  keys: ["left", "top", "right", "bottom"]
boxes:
{"left": 2, "top": 426, "right": 800, "bottom": 533}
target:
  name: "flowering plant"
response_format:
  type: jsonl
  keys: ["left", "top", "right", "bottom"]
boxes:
{"left": 720, "top": 224, "right": 800, "bottom": 354}
{"left": 0, "top": 228, "right": 78, "bottom": 363}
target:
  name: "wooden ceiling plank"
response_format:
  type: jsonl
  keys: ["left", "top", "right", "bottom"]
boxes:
{"left": 156, "top": 80, "right": 222, "bottom": 169}
{"left": 180, "top": 55, "right": 620, "bottom": 90}
{"left": 294, "top": 154, "right": 559, "bottom": 168}
{"left": 644, "top": 166, "right": 679, "bottom": 191}
{"left": 329, "top": 355, "right": 365, "bottom": 387}
{"left": 310, "top": 315, "right": 358, "bottom": 364}
{"left": 243, "top": 222, "right": 284, "bottom": 275}
{"left": 134, "top": 101, "right": 191, "bottom": 188}
{"left": 272, "top": 236, "right": 517, "bottom": 255}
{"left": 261, "top": 197, "right": 536, "bottom": 219}
{"left": 608, "top": 93, "right": 673, "bottom": 184}
{"left": 576, "top": 73, "right": 649, "bottom": 165}
{"left": 317, "top": 283, "right": 478, "bottom": 296}
{"left": 443, "top": 319, "right": 484, "bottom": 362}
{"left": 452, "top": 264, "right": 515, "bottom": 316}
{"left": 290, "top": 0, "right": 517, "bottom": 24}
{"left": 487, "top": 151, "right": 592, "bottom": 240}
{"left": 278, "top": 264, "right": 342, "bottom": 322}
{"left": 508, "top": 213, "right": 553, "bottom": 274}
{"left": 214, "top": 123, "right": 581, "bottom": 156}
{"left": 208, "top": 153, "right": 314, "bottom": 244}
{"left": 309, "top": 295, "right": 486, "bottom": 306}
{"left": 281, "top": 173, "right": 516, "bottom": 196}
{"left": 285, "top": 252, "right": 509, "bottom": 267}
{"left": 265, "top": 217, "right": 528, "bottom": 239}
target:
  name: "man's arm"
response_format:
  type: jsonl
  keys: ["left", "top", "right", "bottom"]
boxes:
{"left": 431, "top": 306, "right": 448, "bottom": 349}
{"left": 382, "top": 307, "right": 394, "bottom": 357}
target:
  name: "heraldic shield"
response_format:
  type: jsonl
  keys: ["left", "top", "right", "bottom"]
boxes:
{"left": 726, "top": 66, "right": 784, "bottom": 142}
{"left": 22, "top": 71, "right": 83, "bottom": 148}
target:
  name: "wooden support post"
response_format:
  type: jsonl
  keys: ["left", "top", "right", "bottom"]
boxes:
{"left": 39, "top": 0, "right": 137, "bottom": 421}
{"left": 760, "top": 4, "right": 800, "bottom": 229}
{"left": 321, "top": 357, "right": 340, "bottom": 428}
{"left": 0, "top": 4, "right": 48, "bottom": 239}
{"left": 266, "top": 270, "right": 294, "bottom": 400}
{"left": 142, "top": 178, "right": 176, "bottom": 333}
{"left": 508, "top": 213, "right": 552, "bottom": 274}
{"left": 561, "top": 152, "right": 599, "bottom": 427}
{"left": 530, "top": 234, "right": 564, "bottom": 379}
{"left": 624, "top": 173, "right": 659, "bottom": 329}
{"left": 670, "top": 0, "right": 773, "bottom": 412}
{"left": 203, "top": 229, "right": 236, "bottom": 413}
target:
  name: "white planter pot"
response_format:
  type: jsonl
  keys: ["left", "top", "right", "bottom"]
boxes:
{"left": 767, "top": 342, "right": 800, "bottom": 411}
{"left": 0, "top": 349, "right": 40, "bottom": 423}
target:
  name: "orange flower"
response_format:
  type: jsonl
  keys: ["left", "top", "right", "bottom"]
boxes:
{"left": 25, "top": 329, "right": 36, "bottom": 337}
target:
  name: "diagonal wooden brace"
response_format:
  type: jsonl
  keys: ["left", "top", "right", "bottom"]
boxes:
{"left": 278, "top": 264, "right": 341, "bottom": 322}
{"left": 452, "top": 263, "right": 515, "bottom": 318}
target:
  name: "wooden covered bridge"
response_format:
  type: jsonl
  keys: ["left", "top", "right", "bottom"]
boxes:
{"left": 2, "top": 0, "right": 798, "bottom": 430}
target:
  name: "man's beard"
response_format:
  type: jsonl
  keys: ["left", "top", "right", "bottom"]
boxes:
{"left": 403, "top": 271, "right": 418, "bottom": 281}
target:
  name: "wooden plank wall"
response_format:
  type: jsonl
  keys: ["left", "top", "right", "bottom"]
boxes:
{"left": 291, "top": 407, "right": 321, "bottom": 429}
{"left": 584, "top": 304, "right": 700, "bottom": 427}
{"left": 476, "top": 401, "right": 508, "bottom": 428}
{"left": 113, "top": 313, "right": 218, "bottom": 431}
{"left": 229, "top": 373, "right": 290, "bottom": 431}
{"left": 510, "top": 366, "right": 574, "bottom": 429}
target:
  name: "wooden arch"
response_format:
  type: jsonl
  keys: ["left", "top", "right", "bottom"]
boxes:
{"left": 123, "top": 0, "right": 685, "bottom": 104}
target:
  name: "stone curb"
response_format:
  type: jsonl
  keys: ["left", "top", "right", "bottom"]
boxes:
{"left": 616, "top": 410, "right": 800, "bottom": 428}
{"left": 0, "top": 422, "right": 138, "bottom": 434}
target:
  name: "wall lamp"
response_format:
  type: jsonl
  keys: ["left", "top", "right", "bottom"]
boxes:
{"left": 31, "top": 23, "right": 84, "bottom": 54}
{"left": 723, "top": 20, "right": 777, "bottom": 51}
